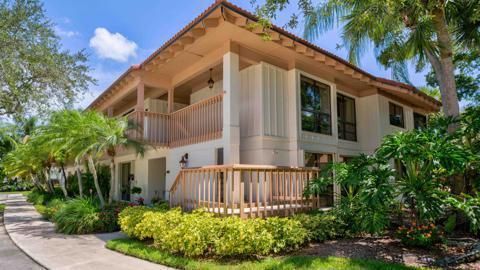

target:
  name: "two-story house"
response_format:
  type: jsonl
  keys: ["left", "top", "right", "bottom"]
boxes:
{"left": 87, "top": 0, "right": 440, "bottom": 217}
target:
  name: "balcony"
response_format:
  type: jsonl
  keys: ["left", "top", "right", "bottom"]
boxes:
{"left": 127, "top": 93, "right": 223, "bottom": 148}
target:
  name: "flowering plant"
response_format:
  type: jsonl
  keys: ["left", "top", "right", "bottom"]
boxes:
{"left": 396, "top": 223, "right": 443, "bottom": 247}
{"left": 136, "top": 197, "right": 144, "bottom": 205}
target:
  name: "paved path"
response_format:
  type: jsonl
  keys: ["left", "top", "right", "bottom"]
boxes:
{"left": 3, "top": 194, "right": 172, "bottom": 270}
{"left": 0, "top": 194, "right": 44, "bottom": 270}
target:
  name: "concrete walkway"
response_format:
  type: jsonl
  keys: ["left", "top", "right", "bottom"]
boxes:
{"left": 3, "top": 194, "right": 172, "bottom": 270}
{"left": 0, "top": 194, "right": 44, "bottom": 270}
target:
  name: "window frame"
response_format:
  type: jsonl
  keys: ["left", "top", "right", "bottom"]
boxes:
{"left": 337, "top": 93, "right": 357, "bottom": 141}
{"left": 389, "top": 102, "right": 405, "bottom": 128}
{"left": 413, "top": 112, "right": 427, "bottom": 130}
{"left": 300, "top": 75, "right": 332, "bottom": 135}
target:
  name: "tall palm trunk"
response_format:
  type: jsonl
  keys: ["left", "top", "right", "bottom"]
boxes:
{"left": 109, "top": 158, "right": 115, "bottom": 204}
{"left": 59, "top": 164, "right": 68, "bottom": 198}
{"left": 75, "top": 161, "right": 84, "bottom": 197}
{"left": 87, "top": 154, "right": 105, "bottom": 207}
{"left": 429, "top": 8, "right": 460, "bottom": 127}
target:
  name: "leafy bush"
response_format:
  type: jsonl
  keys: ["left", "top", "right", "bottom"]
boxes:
{"left": 118, "top": 206, "right": 151, "bottom": 238}
{"left": 0, "top": 179, "right": 33, "bottom": 192}
{"left": 119, "top": 207, "right": 308, "bottom": 258}
{"left": 97, "top": 201, "right": 130, "bottom": 232}
{"left": 54, "top": 197, "right": 101, "bottom": 234}
{"left": 396, "top": 223, "right": 443, "bottom": 247}
{"left": 293, "top": 211, "right": 344, "bottom": 242}
{"left": 66, "top": 165, "right": 110, "bottom": 198}
{"left": 27, "top": 188, "right": 64, "bottom": 205}
{"left": 42, "top": 198, "right": 66, "bottom": 220}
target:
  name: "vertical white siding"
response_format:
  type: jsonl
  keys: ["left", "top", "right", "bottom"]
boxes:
{"left": 262, "top": 63, "right": 288, "bottom": 137}
{"left": 239, "top": 64, "right": 262, "bottom": 137}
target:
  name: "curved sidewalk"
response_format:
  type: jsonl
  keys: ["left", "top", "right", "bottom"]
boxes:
{"left": 4, "top": 194, "right": 172, "bottom": 270}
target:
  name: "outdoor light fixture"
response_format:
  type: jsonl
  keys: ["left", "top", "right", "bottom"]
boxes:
{"left": 179, "top": 153, "right": 189, "bottom": 169}
{"left": 208, "top": 68, "right": 214, "bottom": 89}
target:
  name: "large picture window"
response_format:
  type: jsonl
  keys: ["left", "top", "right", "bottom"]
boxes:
{"left": 337, "top": 94, "right": 357, "bottom": 141}
{"left": 389, "top": 102, "right": 405, "bottom": 128}
{"left": 301, "top": 76, "right": 332, "bottom": 135}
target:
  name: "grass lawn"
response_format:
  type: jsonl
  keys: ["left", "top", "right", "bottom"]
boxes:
{"left": 0, "top": 204, "right": 5, "bottom": 213}
{"left": 106, "top": 238, "right": 423, "bottom": 270}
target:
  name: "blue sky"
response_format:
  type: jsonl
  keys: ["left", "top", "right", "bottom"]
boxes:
{"left": 43, "top": 0, "right": 429, "bottom": 108}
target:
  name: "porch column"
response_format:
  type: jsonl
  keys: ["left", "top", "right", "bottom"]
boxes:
{"left": 287, "top": 68, "right": 300, "bottom": 167}
{"left": 167, "top": 88, "right": 174, "bottom": 113}
{"left": 222, "top": 51, "right": 240, "bottom": 165}
{"left": 136, "top": 81, "right": 145, "bottom": 112}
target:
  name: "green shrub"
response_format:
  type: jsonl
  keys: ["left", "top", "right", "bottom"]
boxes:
{"left": 97, "top": 201, "right": 130, "bottom": 232}
{"left": 215, "top": 216, "right": 273, "bottom": 257}
{"left": 293, "top": 212, "right": 344, "bottom": 242}
{"left": 43, "top": 198, "right": 66, "bottom": 220}
{"left": 54, "top": 197, "right": 101, "bottom": 234}
{"left": 27, "top": 188, "right": 64, "bottom": 205}
{"left": 118, "top": 206, "right": 151, "bottom": 238}
{"left": 265, "top": 217, "right": 307, "bottom": 252}
{"left": 66, "top": 165, "right": 110, "bottom": 198}
{"left": 118, "top": 207, "right": 310, "bottom": 258}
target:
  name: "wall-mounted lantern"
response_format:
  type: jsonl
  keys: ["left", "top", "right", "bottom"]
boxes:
{"left": 179, "top": 153, "right": 189, "bottom": 169}
{"left": 208, "top": 68, "right": 214, "bottom": 89}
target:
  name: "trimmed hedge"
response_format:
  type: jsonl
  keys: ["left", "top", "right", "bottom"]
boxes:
{"left": 118, "top": 207, "right": 308, "bottom": 257}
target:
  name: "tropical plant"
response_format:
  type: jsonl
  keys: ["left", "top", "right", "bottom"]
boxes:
{"left": 53, "top": 197, "right": 101, "bottom": 234}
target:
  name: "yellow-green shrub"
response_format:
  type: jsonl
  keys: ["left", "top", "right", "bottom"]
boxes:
{"left": 292, "top": 212, "right": 344, "bottom": 242}
{"left": 215, "top": 216, "right": 274, "bottom": 256}
{"left": 265, "top": 217, "right": 308, "bottom": 253}
{"left": 118, "top": 206, "right": 150, "bottom": 238}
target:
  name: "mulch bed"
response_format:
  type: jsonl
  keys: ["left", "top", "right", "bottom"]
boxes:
{"left": 294, "top": 237, "right": 480, "bottom": 269}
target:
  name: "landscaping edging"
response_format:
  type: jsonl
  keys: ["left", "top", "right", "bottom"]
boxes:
{"left": 3, "top": 194, "right": 173, "bottom": 270}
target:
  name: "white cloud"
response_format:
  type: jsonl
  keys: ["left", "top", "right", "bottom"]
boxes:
{"left": 89, "top": 27, "right": 138, "bottom": 62}
{"left": 55, "top": 26, "right": 80, "bottom": 38}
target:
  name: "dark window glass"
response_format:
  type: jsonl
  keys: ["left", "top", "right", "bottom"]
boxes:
{"left": 301, "top": 76, "right": 332, "bottom": 135}
{"left": 413, "top": 113, "right": 427, "bottom": 130}
{"left": 337, "top": 94, "right": 357, "bottom": 141}
{"left": 389, "top": 102, "right": 405, "bottom": 128}
{"left": 304, "top": 152, "right": 334, "bottom": 207}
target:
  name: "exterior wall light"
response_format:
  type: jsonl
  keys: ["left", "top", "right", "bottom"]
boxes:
{"left": 208, "top": 68, "right": 214, "bottom": 89}
{"left": 179, "top": 153, "right": 189, "bottom": 169}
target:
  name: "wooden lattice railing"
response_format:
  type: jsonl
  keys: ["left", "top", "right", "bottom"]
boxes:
{"left": 169, "top": 164, "right": 333, "bottom": 218}
{"left": 127, "top": 94, "right": 223, "bottom": 148}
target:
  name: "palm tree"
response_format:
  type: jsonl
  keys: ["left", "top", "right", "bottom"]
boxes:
{"left": 301, "top": 0, "right": 480, "bottom": 122}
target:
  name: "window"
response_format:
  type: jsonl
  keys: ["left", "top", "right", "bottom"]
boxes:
{"left": 304, "top": 152, "right": 334, "bottom": 207}
{"left": 389, "top": 102, "right": 404, "bottom": 128}
{"left": 337, "top": 94, "right": 357, "bottom": 141}
{"left": 413, "top": 113, "right": 427, "bottom": 130}
{"left": 301, "top": 76, "right": 332, "bottom": 135}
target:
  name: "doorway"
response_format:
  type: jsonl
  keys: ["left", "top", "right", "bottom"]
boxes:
{"left": 120, "top": 162, "right": 131, "bottom": 201}
{"left": 148, "top": 158, "right": 167, "bottom": 201}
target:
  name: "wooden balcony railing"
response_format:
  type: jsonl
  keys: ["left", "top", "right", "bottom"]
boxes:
{"left": 169, "top": 164, "right": 333, "bottom": 218}
{"left": 127, "top": 94, "right": 223, "bottom": 148}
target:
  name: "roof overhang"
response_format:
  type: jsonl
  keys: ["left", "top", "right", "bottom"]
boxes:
{"left": 88, "top": 0, "right": 441, "bottom": 112}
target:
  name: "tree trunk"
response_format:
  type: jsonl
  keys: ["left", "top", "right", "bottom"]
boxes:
{"left": 75, "top": 161, "right": 84, "bottom": 197}
{"left": 30, "top": 174, "right": 44, "bottom": 192}
{"left": 43, "top": 168, "right": 53, "bottom": 193}
{"left": 59, "top": 165, "right": 68, "bottom": 198}
{"left": 109, "top": 158, "right": 115, "bottom": 204}
{"left": 87, "top": 155, "right": 105, "bottom": 207}
{"left": 431, "top": 8, "right": 460, "bottom": 128}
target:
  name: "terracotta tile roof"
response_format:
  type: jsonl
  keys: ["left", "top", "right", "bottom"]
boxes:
{"left": 88, "top": 0, "right": 441, "bottom": 110}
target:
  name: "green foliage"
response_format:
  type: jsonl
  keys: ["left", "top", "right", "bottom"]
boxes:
{"left": 67, "top": 166, "right": 111, "bottom": 198}
{"left": 97, "top": 201, "right": 130, "bottom": 232}
{"left": 119, "top": 207, "right": 309, "bottom": 258}
{"left": 0, "top": 179, "right": 34, "bottom": 192}
{"left": 42, "top": 198, "right": 66, "bottom": 220}
{"left": 53, "top": 197, "right": 101, "bottom": 234}
{"left": 118, "top": 206, "right": 151, "bottom": 238}
{"left": 27, "top": 188, "right": 63, "bottom": 205}
{"left": 396, "top": 224, "right": 443, "bottom": 248}
{"left": 292, "top": 211, "right": 344, "bottom": 242}
{"left": 445, "top": 194, "right": 480, "bottom": 234}
{"left": 131, "top": 186, "right": 142, "bottom": 194}
{"left": 0, "top": 0, "right": 94, "bottom": 118}
{"left": 306, "top": 155, "right": 395, "bottom": 235}
{"left": 0, "top": 204, "right": 4, "bottom": 213}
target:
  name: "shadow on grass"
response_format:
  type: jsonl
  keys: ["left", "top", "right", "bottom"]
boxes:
{"left": 106, "top": 238, "right": 422, "bottom": 270}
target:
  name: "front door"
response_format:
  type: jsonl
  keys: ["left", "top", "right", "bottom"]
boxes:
{"left": 120, "top": 163, "right": 131, "bottom": 201}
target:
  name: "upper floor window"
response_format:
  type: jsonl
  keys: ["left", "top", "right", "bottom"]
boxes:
{"left": 337, "top": 94, "right": 357, "bottom": 141}
{"left": 301, "top": 76, "right": 331, "bottom": 135}
{"left": 389, "top": 102, "right": 404, "bottom": 128}
{"left": 413, "top": 113, "right": 427, "bottom": 130}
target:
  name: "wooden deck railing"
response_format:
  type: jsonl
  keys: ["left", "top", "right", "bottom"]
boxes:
{"left": 169, "top": 164, "right": 333, "bottom": 218}
{"left": 127, "top": 94, "right": 223, "bottom": 148}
